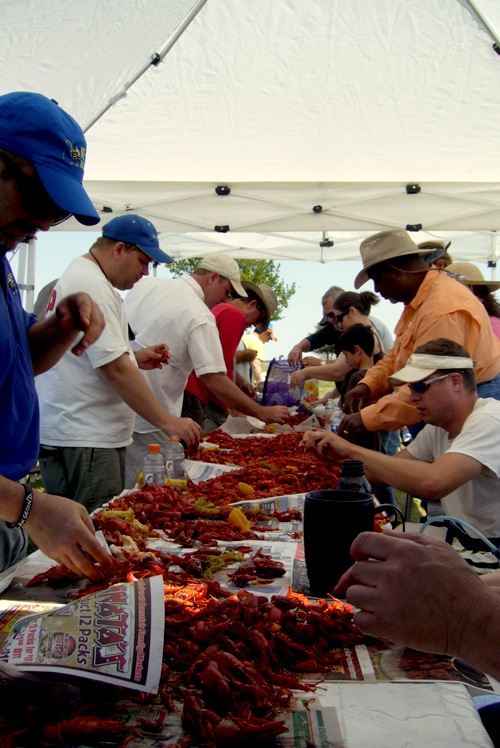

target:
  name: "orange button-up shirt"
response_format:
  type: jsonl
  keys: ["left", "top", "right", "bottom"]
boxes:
{"left": 360, "top": 270, "right": 500, "bottom": 431}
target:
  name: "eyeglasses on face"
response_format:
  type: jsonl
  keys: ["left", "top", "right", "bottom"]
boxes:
{"left": 327, "top": 309, "right": 349, "bottom": 324}
{"left": 1, "top": 152, "right": 71, "bottom": 226}
{"left": 408, "top": 373, "right": 451, "bottom": 394}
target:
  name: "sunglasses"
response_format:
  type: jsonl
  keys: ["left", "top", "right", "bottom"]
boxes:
{"left": 327, "top": 309, "right": 349, "bottom": 324}
{"left": 1, "top": 152, "right": 71, "bottom": 226}
{"left": 408, "top": 373, "right": 451, "bottom": 394}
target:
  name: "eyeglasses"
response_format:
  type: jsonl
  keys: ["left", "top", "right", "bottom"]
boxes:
{"left": 408, "top": 373, "right": 451, "bottom": 394}
{"left": 327, "top": 310, "right": 349, "bottom": 324}
{"left": 1, "top": 152, "right": 71, "bottom": 226}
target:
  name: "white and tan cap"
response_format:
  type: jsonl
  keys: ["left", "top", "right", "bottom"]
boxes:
{"left": 388, "top": 353, "right": 474, "bottom": 387}
{"left": 197, "top": 254, "right": 247, "bottom": 298}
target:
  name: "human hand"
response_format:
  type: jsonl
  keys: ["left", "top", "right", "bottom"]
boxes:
{"left": 25, "top": 491, "right": 112, "bottom": 581}
{"left": 167, "top": 417, "right": 202, "bottom": 449}
{"left": 238, "top": 348, "right": 258, "bottom": 363}
{"left": 55, "top": 293, "right": 105, "bottom": 357}
{"left": 334, "top": 530, "right": 495, "bottom": 657}
{"left": 290, "top": 369, "right": 306, "bottom": 389}
{"left": 300, "top": 428, "right": 352, "bottom": 462}
{"left": 288, "top": 346, "right": 303, "bottom": 366}
{"left": 337, "top": 412, "right": 365, "bottom": 441}
{"left": 135, "top": 344, "right": 170, "bottom": 370}
{"left": 238, "top": 379, "right": 257, "bottom": 399}
{"left": 260, "top": 405, "right": 290, "bottom": 424}
{"left": 343, "top": 383, "right": 370, "bottom": 413}
{"left": 302, "top": 355, "right": 323, "bottom": 367}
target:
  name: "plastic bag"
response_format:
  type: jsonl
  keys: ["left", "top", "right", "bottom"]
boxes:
{"left": 261, "top": 356, "right": 303, "bottom": 407}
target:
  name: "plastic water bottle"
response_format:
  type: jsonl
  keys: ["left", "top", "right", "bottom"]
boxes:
{"left": 330, "top": 404, "right": 343, "bottom": 433}
{"left": 143, "top": 444, "right": 165, "bottom": 486}
{"left": 165, "top": 436, "right": 188, "bottom": 488}
{"left": 324, "top": 399, "right": 335, "bottom": 429}
{"left": 337, "top": 460, "right": 372, "bottom": 494}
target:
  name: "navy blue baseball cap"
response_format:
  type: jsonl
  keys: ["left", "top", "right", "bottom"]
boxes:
{"left": 102, "top": 215, "right": 172, "bottom": 264}
{"left": 0, "top": 91, "right": 100, "bottom": 226}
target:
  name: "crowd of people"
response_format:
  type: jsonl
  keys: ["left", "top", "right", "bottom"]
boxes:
{"left": 0, "top": 91, "right": 289, "bottom": 579}
{"left": 295, "top": 230, "right": 500, "bottom": 717}
{"left": 2, "top": 90, "right": 500, "bottom": 738}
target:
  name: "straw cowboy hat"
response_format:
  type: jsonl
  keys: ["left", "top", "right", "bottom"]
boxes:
{"left": 418, "top": 240, "right": 452, "bottom": 268}
{"left": 241, "top": 281, "right": 278, "bottom": 332}
{"left": 446, "top": 262, "right": 500, "bottom": 292}
{"left": 355, "top": 230, "right": 434, "bottom": 289}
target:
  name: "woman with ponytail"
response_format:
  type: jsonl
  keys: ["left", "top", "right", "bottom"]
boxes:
{"left": 290, "top": 291, "right": 389, "bottom": 391}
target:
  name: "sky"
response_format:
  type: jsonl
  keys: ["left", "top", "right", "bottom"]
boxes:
{"left": 9, "top": 230, "right": 493, "bottom": 363}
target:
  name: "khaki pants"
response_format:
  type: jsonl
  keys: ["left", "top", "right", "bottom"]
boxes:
{"left": 39, "top": 446, "right": 125, "bottom": 514}
{"left": 0, "top": 522, "right": 27, "bottom": 574}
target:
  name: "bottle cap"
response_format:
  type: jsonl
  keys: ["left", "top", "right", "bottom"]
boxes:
{"left": 340, "top": 460, "right": 365, "bottom": 476}
{"left": 147, "top": 443, "right": 161, "bottom": 453}
{"left": 168, "top": 435, "right": 181, "bottom": 442}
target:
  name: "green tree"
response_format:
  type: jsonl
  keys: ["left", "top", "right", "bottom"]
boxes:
{"left": 167, "top": 258, "right": 295, "bottom": 321}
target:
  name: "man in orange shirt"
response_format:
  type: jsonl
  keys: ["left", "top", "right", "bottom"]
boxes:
{"left": 340, "top": 230, "right": 500, "bottom": 438}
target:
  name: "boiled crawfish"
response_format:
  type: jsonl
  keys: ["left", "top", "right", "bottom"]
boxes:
{"left": 181, "top": 691, "right": 287, "bottom": 748}
{"left": 228, "top": 548, "right": 286, "bottom": 587}
{"left": 41, "top": 716, "right": 134, "bottom": 745}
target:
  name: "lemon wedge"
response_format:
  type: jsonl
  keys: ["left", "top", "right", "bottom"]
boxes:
{"left": 237, "top": 481, "right": 255, "bottom": 495}
{"left": 228, "top": 507, "right": 252, "bottom": 532}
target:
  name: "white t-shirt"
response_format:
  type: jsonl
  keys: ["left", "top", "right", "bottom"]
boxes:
{"left": 37, "top": 256, "right": 136, "bottom": 448}
{"left": 123, "top": 274, "right": 226, "bottom": 431}
{"left": 408, "top": 398, "right": 500, "bottom": 537}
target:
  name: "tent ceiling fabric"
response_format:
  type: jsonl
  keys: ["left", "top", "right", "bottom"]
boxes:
{"left": 3, "top": 0, "right": 500, "bottom": 263}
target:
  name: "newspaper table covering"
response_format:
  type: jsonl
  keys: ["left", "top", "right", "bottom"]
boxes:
{"left": 0, "top": 575, "right": 164, "bottom": 694}
{"left": 76, "top": 682, "right": 496, "bottom": 748}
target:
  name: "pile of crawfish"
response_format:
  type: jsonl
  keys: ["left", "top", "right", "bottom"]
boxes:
{"left": 3, "top": 435, "right": 362, "bottom": 746}
{"left": 86, "top": 444, "right": 340, "bottom": 548}
{"left": 192, "top": 431, "right": 338, "bottom": 478}
{"left": 19, "top": 483, "right": 364, "bottom": 747}
{"left": 24, "top": 543, "right": 364, "bottom": 747}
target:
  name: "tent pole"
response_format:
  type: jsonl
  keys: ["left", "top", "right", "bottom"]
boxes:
{"left": 463, "top": 0, "right": 500, "bottom": 51}
{"left": 83, "top": 0, "right": 209, "bottom": 132}
{"left": 489, "top": 233, "right": 499, "bottom": 280}
{"left": 26, "top": 236, "right": 36, "bottom": 313}
{"left": 15, "top": 237, "right": 36, "bottom": 313}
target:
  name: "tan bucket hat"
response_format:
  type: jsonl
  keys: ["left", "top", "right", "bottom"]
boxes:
{"left": 445, "top": 262, "right": 500, "bottom": 292}
{"left": 242, "top": 281, "right": 278, "bottom": 332}
{"left": 355, "top": 230, "right": 434, "bottom": 289}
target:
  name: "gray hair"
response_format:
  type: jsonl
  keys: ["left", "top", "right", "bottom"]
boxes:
{"left": 321, "top": 285, "right": 344, "bottom": 305}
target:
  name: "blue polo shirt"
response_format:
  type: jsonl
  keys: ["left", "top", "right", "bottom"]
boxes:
{"left": 0, "top": 252, "right": 39, "bottom": 480}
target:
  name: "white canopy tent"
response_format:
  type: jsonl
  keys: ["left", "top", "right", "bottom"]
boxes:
{"left": 4, "top": 0, "right": 500, "bottom": 304}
